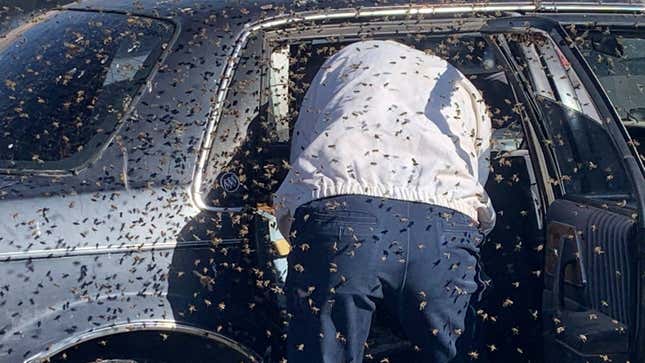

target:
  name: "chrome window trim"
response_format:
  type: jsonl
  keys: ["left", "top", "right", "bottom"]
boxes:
{"left": 191, "top": 3, "right": 645, "bottom": 213}
{"left": 24, "top": 320, "right": 261, "bottom": 363}
{"left": 0, "top": 238, "right": 243, "bottom": 262}
{"left": 508, "top": 149, "right": 545, "bottom": 230}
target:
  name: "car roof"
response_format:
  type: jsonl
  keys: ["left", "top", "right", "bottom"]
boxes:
{"left": 63, "top": 0, "right": 644, "bottom": 22}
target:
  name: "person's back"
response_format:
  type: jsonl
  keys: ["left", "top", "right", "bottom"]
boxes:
{"left": 274, "top": 40, "right": 494, "bottom": 238}
{"left": 274, "top": 40, "right": 494, "bottom": 363}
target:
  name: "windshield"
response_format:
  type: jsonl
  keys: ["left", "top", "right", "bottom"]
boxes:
{"left": 579, "top": 31, "right": 645, "bottom": 124}
{"left": 578, "top": 29, "right": 645, "bottom": 162}
{"left": 0, "top": 10, "right": 173, "bottom": 170}
{"left": 581, "top": 32, "right": 645, "bottom": 125}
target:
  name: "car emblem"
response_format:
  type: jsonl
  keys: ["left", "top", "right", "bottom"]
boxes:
{"left": 219, "top": 172, "right": 240, "bottom": 193}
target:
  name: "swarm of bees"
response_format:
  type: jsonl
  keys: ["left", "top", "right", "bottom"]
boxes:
{"left": 0, "top": 2, "right": 642, "bottom": 363}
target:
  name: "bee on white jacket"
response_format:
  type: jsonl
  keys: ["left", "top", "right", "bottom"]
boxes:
{"left": 273, "top": 40, "right": 495, "bottom": 240}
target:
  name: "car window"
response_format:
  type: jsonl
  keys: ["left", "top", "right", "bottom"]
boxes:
{"left": 505, "top": 33, "right": 633, "bottom": 202}
{"left": 198, "top": 31, "right": 526, "bottom": 208}
{"left": 0, "top": 10, "right": 173, "bottom": 171}
{"left": 575, "top": 28, "right": 645, "bottom": 161}
{"left": 577, "top": 29, "right": 645, "bottom": 124}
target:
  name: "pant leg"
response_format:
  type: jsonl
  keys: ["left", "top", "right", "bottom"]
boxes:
{"left": 397, "top": 205, "right": 483, "bottom": 363}
{"left": 285, "top": 196, "right": 383, "bottom": 363}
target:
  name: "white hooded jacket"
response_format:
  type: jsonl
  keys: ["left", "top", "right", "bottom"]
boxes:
{"left": 273, "top": 40, "right": 495, "bottom": 239}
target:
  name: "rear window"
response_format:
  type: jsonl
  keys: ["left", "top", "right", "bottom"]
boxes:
{"left": 0, "top": 10, "right": 173, "bottom": 171}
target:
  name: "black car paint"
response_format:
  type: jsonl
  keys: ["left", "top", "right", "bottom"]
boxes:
{"left": 0, "top": 1, "right": 643, "bottom": 362}
{"left": 0, "top": 3, "right": 268, "bottom": 361}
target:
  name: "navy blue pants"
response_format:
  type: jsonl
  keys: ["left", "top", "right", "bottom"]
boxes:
{"left": 285, "top": 195, "right": 484, "bottom": 363}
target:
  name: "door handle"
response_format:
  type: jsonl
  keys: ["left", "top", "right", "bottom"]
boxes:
{"left": 552, "top": 231, "right": 588, "bottom": 310}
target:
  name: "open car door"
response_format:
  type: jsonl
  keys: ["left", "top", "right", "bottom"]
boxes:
{"left": 483, "top": 17, "right": 645, "bottom": 363}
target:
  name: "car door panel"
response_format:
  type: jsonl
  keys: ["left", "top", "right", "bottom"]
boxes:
{"left": 484, "top": 16, "right": 645, "bottom": 363}
{"left": 544, "top": 199, "right": 635, "bottom": 361}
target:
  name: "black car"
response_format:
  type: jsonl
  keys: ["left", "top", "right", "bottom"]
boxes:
{"left": 0, "top": 1, "right": 643, "bottom": 362}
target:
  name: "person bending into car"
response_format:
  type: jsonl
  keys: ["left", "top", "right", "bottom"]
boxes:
{"left": 273, "top": 39, "right": 495, "bottom": 363}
